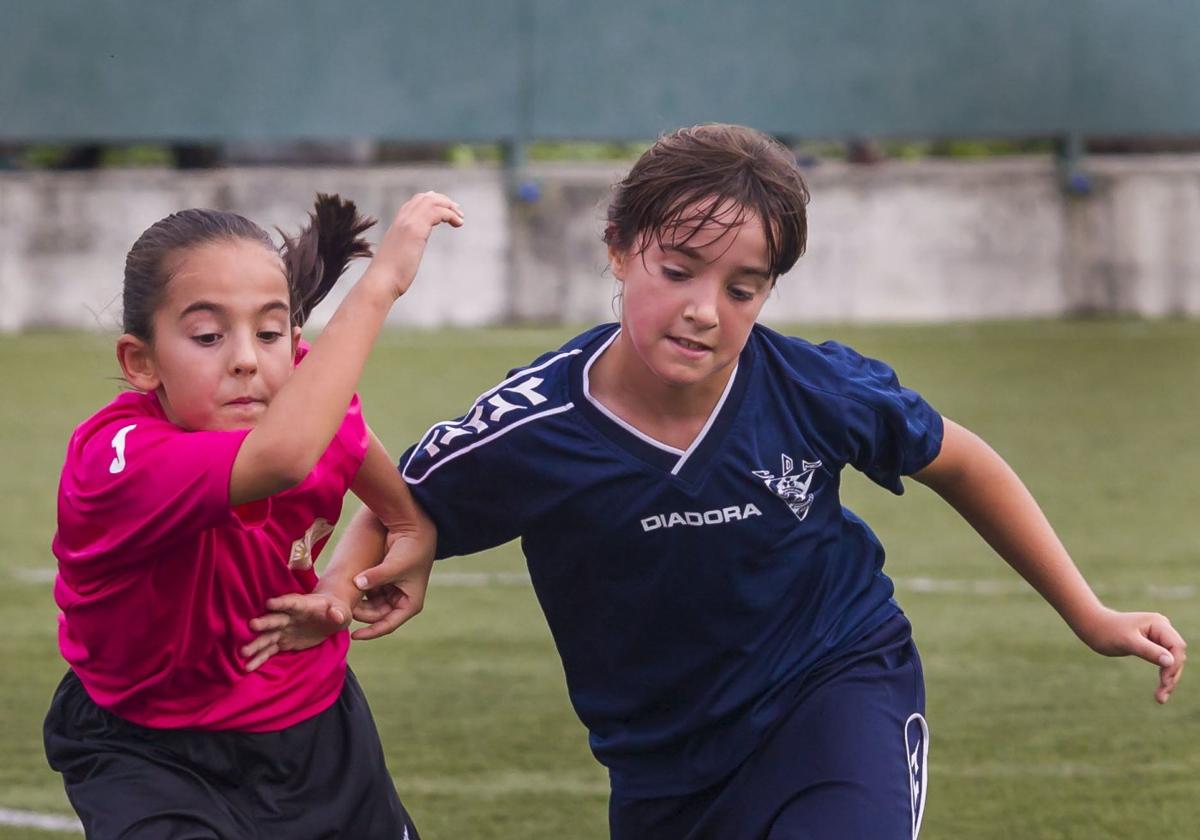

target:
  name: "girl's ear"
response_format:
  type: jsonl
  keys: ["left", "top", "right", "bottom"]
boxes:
{"left": 116, "top": 334, "right": 160, "bottom": 392}
{"left": 291, "top": 325, "right": 302, "bottom": 357}
{"left": 607, "top": 244, "right": 627, "bottom": 281}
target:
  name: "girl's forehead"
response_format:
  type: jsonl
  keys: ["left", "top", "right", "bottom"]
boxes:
{"left": 162, "top": 240, "right": 288, "bottom": 310}
{"left": 657, "top": 197, "right": 759, "bottom": 240}
{"left": 649, "top": 199, "right": 767, "bottom": 257}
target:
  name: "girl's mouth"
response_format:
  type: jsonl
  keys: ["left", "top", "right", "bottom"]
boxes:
{"left": 668, "top": 336, "right": 711, "bottom": 356}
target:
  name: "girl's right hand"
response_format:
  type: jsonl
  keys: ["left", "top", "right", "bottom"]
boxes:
{"left": 241, "top": 592, "right": 353, "bottom": 672}
{"left": 1072, "top": 607, "right": 1187, "bottom": 704}
{"left": 366, "top": 191, "right": 464, "bottom": 299}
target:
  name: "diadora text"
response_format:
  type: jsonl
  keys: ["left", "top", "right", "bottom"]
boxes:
{"left": 641, "top": 504, "right": 762, "bottom": 532}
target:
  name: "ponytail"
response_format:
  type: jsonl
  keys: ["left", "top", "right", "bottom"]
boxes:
{"left": 280, "top": 194, "right": 376, "bottom": 327}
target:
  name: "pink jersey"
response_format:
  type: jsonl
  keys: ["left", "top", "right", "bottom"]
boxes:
{"left": 52, "top": 369, "right": 367, "bottom": 732}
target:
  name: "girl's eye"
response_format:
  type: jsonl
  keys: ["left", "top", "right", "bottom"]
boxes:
{"left": 662, "top": 267, "right": 689, "bottom": 281}
{"left": 258, "top": 331, "right": 284, "bottom": 342}
{"left": 728, "top": 287, "right": 755, "bottom": 302}
{"left": 192, "top": 333, "right": 221, "bottom": 346}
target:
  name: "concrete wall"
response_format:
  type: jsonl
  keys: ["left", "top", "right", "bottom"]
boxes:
{"left": 3, "top": 155, "right": 1200, "bottom": 333}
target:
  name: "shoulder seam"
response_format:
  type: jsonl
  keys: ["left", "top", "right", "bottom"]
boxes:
{"left": 761, "top": 335, "right": 887, "bottom": 417}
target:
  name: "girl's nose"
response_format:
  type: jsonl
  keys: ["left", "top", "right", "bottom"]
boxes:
{"left": 684, "top": 288, "right": 719, "bottom": 329}
{"left": 228, "top": 336, "right": 259, "bottom": 376}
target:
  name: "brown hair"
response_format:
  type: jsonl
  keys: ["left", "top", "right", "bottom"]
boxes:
{"left": 122, "top": 194, "right": 374, "bottom": 340}
{"left": 604, "top": 124, "right": 810, "bottom": 280}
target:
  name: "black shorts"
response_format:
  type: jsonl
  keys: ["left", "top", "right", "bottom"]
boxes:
{"left": 44, "top": 668, "right": 419, "bottom": 840}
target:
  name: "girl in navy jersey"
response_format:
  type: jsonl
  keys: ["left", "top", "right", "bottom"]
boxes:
{"left": 47, "top": 191, "right": 462, "bottom": 839}
{"left": 258, "top": 125, "right": 1186, "bottom": 840}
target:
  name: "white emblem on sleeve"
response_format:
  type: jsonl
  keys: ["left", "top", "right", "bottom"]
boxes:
{"left": 289, "top": 517, "right": 334, "bottom": 570}
{"left": 108, "top": 424, "right": 138, "bottom": 474}
{"left": 413, "top": 375, "right": 553, "bottom": 462}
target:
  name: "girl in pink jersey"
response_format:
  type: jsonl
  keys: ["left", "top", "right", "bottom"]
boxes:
{"left": 46, "top": 191, "right": 461, "bottom": 839}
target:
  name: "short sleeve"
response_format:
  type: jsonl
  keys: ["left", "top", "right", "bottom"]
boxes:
{"left": 56, "top": 415, "right": 249, "bottom": 565}
{"left": 821, "top": 341, "right": 944, "bottom": 494}
{"left": 399, "top": 351, "right": 583, "bottom": 559}
{"left": 400, "top": 424, "right": 531, "bottom": 560}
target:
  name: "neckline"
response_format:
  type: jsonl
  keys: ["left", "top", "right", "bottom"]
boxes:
{"left": 575, "top": 327, "right": 751, "bottom": 481}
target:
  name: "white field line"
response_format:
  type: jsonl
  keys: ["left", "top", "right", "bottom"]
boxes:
{"left": 430, "top": 571, "right": 535, "bottom": 587}
{"left": 13, "top": 567, "right": 57, "bottom": 583}
{"left": 393, "top": 772, "right": 609, "bottom": 797}
{"left": 0, "top": 808, "right": 82, "bottom": 834}
{"left": 941, "top": 759, "right": 1195, "bottom": 779}
{"left": 427, "top": 572, "right": 1199, "bottom": 600}
{"left": 13, "top": 567, "right": 1197, "bottom": 600}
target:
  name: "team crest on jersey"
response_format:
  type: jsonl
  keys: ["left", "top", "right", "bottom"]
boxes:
{"left": 752, "top": 454, "right": 822, "bottom": 521}
{"left": 289, "top": 517, "right": 333, "bottom": 570}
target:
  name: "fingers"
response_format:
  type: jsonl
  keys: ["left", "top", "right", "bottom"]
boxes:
{"left": 354, "top": 543, "right": 434, "bottom": 594}
{"left": 394, "top": 191, "right": 464, "bottom": 230}
{"left": 240, "top": 630, "right": 280, "bottom": 667}
{"left": 354, "top": 564, "right": 402, "bottom": 593}
{"left": 1146, "top": 616, "right": 1187, "bottom": 704}
{"left": 372, "top": 191, "right": 464, "bottom": 298}
{"left": 351, "top": 584, "right": 407, "bottom": 622}
{"left": 352, "top": 596, "right": 393, "bottom": 624}
{"left": 263, "top": 593, "right": 339, "bottom": 621}
{"left": 263, "top": 593, "right": 309, "bottom": 613}
{"left": 351, "top": 603, "right": 419, "bottom": 641}
{"left": 425, "top": 192, "right": 465, "bottom": 228}
{"left": 249, "top": 612, "right": 292, "bottom": 633}
{"left": 349, "top": 583, "right": 425, "bottom": 640}
{"left": 1131, "top": 635, "right": 1175, "bottom": 670}
{"left": 243, "top": 642, "right": 280, "bottom": 673}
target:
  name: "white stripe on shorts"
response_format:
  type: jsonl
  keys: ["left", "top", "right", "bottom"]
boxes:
{"left": 905, "top": 713, "right": 930, "bottom": 839}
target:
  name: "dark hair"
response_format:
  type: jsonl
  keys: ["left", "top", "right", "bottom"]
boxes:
{"left": 278, "top": 194, "right": 375, "bottom": 326}
{"left": 604, "top": 124, "right": 810, "bottom": 280}
{"left": 122, "top": 194, "right": 374, "bottom": 340}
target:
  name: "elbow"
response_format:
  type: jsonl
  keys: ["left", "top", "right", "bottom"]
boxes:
{"left": 255, "top": 440, "right": 323, "bottom": 491}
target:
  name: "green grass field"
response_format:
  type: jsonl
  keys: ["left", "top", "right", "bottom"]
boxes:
{"left": 1, "top": 320, "right": 1197, "bottom": 839}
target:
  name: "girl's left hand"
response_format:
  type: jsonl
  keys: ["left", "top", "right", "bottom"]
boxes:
{"left": 241, "top": 593, "right": 352, "bottom": 672}
{"left": 1074, "top": 608, "right": 1187, "bottom": 704}
{"left": 349, "top": 527, "right": 434, "bottom": 640}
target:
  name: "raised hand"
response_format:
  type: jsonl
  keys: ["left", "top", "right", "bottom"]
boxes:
{"left": 240, "top": 592, "right": 352, "bottom": 672}
{"left": 366, "top": 191, "right": 464, "bottom": 300}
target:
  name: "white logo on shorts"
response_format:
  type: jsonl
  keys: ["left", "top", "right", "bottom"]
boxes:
{"left": 905, "top": 713, "right": 929, "bottom": 839}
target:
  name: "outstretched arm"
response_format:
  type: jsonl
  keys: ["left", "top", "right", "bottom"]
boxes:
{"left": 914, "top": 418, "right": 1186, "bottom": 704}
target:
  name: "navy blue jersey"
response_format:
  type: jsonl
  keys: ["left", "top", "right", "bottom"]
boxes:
{"left": 400, "top": 323, "right": 943, "bottom": 797}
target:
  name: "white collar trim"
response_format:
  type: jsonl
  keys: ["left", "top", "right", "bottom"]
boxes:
{"left": 581, "top": 328, "right": 739, "bottom": 475}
